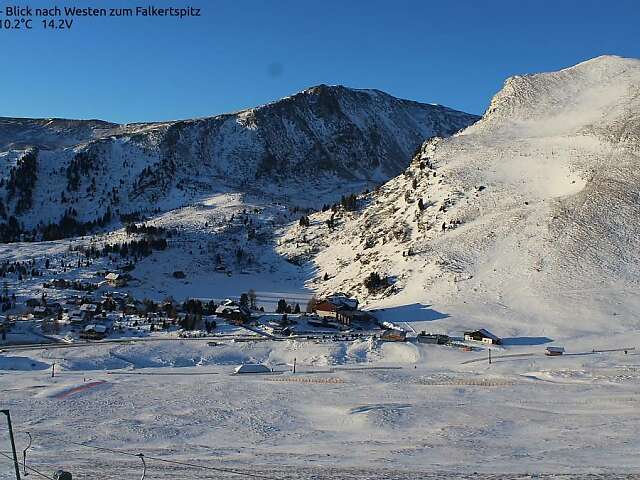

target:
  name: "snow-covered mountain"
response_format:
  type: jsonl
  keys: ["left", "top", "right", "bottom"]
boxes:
{"left": 0, "top": 85, "right": 478, "bottom": 239}
{"left": 279, "top": 55, "right": 640, "bottom": 337}
{"left": 0, "top": 117, "right": 119, "bottom": 150}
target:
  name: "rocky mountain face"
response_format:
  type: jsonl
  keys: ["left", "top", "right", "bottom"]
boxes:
{"left": 0, "top": 85, "right": 478, "bottom": 240}
{"left": 0, "top": 117, "right": 120, "bottom": 150}
{"left": 278, "top": 56, "right": 640, "bottom": 336}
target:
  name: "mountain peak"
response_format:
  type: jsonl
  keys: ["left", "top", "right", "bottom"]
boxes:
{"left": 569, "top": 54, "right": 631, "bottom": 69}
{"left": 475, "top": 55, "right": 640, "bottom": 134}
{"left": 0, "top": 84, "right": 478, "bottom": 233}
{"left": 301, "top": 84, "right": 385, "bottom": 97}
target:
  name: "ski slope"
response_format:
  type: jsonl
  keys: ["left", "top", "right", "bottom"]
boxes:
{"left": 1, "top": 334, "right": 639, "bottom": 479}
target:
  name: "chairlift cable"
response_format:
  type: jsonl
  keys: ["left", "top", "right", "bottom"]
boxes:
{"left": 0, "top": 450, "right": 55, "bottom": 480}
{"left": 66, "top": 440, "right": 274, "bottom": 479}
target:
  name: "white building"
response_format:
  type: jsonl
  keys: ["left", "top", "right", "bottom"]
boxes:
{"left": 464, "top": 329, "right": 502, "bottom": 345}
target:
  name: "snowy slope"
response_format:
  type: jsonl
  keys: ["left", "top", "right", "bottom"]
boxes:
{"left": 0, "top": 117, "right": 119, "bottom": 150}
{"left": 0, "top": 86, "right": 478, "bottom": 233}
{"left": 278, "top": 56, "right": 640, "bottom": 338}
{"left": 2, "top": 332, "right": 640, "bottom": 478}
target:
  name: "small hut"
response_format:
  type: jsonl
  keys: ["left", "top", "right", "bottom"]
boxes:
{"left": 234, "top": 364, "right": 271, "bottom": 374}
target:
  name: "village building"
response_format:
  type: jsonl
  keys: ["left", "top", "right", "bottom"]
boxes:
{"left": 51, "top": 278, "right": 68, "bottom": 289}
{"left": 80, "top": 324, "right": 108, "bottom": 340}
{"left": 215, "top": 299, "right": 238, "bottom": 312}
{"left": 64, "top": 295, "right": 83, "bottom": 306}
{"left": 105, "top": 272, "right": 128, "bottom": 287}
{"left": 67, "top": 310, "right": 85, "bottom": 324}
{"left": 380, "top": 329, "right": 407, "bottom": 342}
{"left": 326, "top": 293, "right": 358, "bottom": 310}
{"left": 314, "top": 300, "right": 338, "bottom": 318}
{"left": 31, "top": 305, "right": 50, "bottom": 318}
{"left": 79, "top": 303, "right": 99, "bottom": 320}
{"left": 314, "top": 293, "right": 366, "bottom": 326}
{"left": 545, "top": 346, "right": 565, "bottom": 356}
{"left": 464, "top": 329, "right": 502, "bottom": 345}
{"left": 336, "top": 309, "right": 376, "bottom": 327}
{"left": 416, "top": 332, "right": 450, "bottom": 344}
{"left": 215, "top": 301, "right": 250, "bottom": 323}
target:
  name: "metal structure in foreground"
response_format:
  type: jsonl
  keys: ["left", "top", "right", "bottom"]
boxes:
{"left": 1, "top": 409, "right": 21, "bottom": 480}
{"left": 136, "top": 453, "right": 146, "bottom": 480}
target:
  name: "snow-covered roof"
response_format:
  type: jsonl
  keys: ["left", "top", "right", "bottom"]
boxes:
{"left": 466, "top": 329, "right": 501, "bottom": 341}
{"left": 84, "top": 324, "right": 107, "bottom": 333}
{"left": 234, "top": 364, "right": 270, "bottom": 374}
{"left": 477, "top": 329, "right": 500, "bottom": 340}
{"left": 105, "top": 273, "right": 121, "bottom": 280}
{"left": 546, "top": 346, "right": 565, "bottom": 353}
{"left": 325, "top": 293, "right": 358, "bottom": 310}
{"left": 216, "top": 305, "right": 239, "bottom": 314}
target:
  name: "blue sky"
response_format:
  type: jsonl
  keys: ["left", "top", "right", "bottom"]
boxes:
{"left": 2, "top": 0, "right": 639, "bottom": 123}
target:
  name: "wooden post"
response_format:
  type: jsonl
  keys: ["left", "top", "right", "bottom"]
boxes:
{"left": 488, "top": 348, "right": 492, "bottom": 365}
{"left": 293, "top": 357, "right": 296, "bottom": 374}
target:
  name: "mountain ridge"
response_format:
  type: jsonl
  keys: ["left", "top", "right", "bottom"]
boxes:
{"left": 0, "top": 83, "right": 464, "bottom": 131}
{"left": 0, "top": 84, "right": 479, "bottom": 239}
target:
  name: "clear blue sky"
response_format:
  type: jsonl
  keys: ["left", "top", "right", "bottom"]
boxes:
{"left": 2, "top": 0, "right": 639, "bottom": 123}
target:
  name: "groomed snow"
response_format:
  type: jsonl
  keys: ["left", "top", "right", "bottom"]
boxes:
{"left": 1, "top": 335, "right": 639, "bottom": 479}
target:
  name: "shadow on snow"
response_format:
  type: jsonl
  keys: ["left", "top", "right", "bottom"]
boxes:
{"left": 501, "top": 336, "right": 553, "bottom": 346}
{"left": 370, "top": 303, "right": 450, "bottom": 323}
